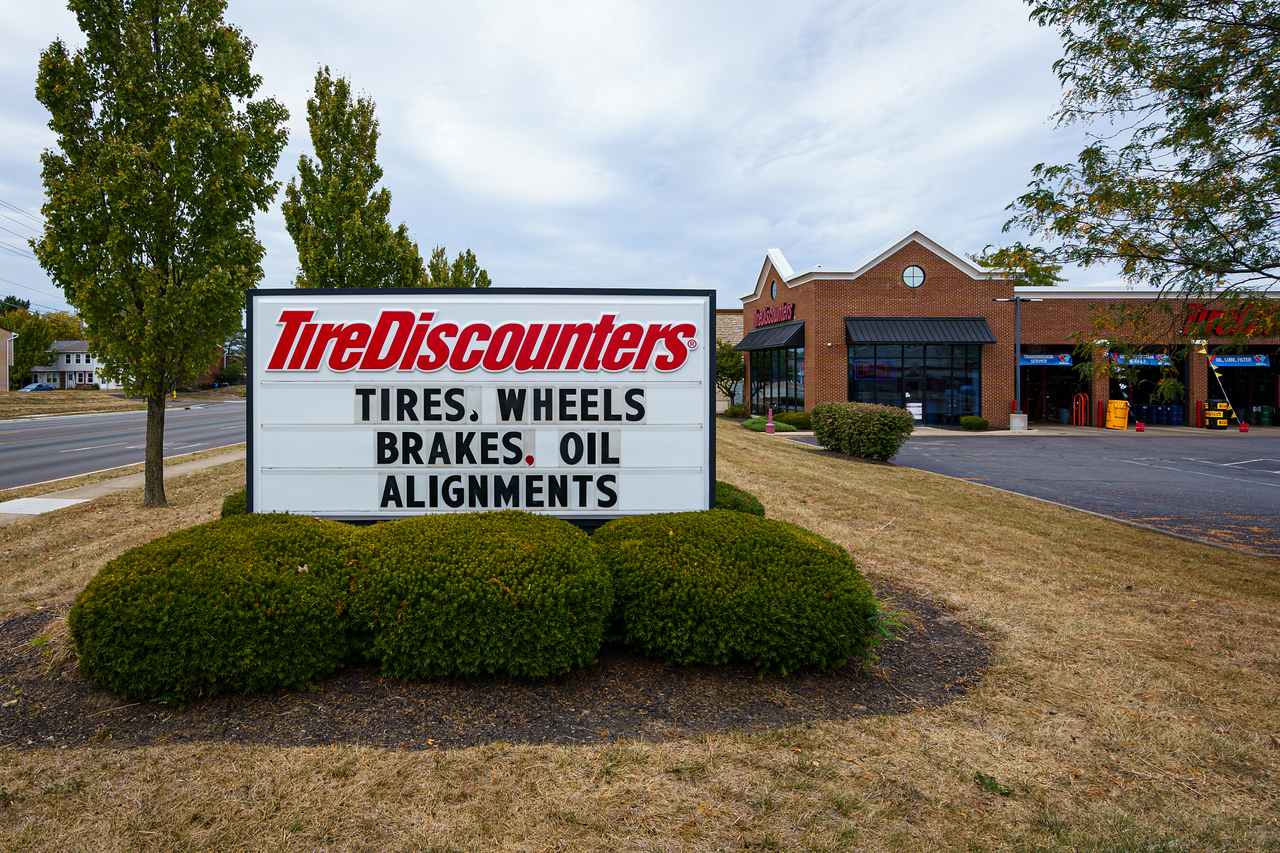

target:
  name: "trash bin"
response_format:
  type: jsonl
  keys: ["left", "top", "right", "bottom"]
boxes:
{"left": 1171, "top": 405, "right": 1185, "bottom": 426}
{"left": 1058, "top": 407, "right": 1072, "bottom": 425}
{"left": 1204, "top": 400, "right": 1231, "bottom": 429}
{"left": 1105, "top": 400, "right": 1129, "bottom": 430}
{"left": 1262, "top": 406, "right": 1275, "bottom": 427}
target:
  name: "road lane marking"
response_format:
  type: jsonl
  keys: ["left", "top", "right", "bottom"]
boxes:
{"left": 58, "top": 442, "right": 128, "bottom": 454}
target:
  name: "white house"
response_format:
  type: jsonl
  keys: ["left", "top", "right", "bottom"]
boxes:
{"left": 31, "top": 340, "right": 125, "bottom": 390}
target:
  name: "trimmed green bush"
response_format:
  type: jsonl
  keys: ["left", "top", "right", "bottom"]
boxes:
{"left": 774, "top": 411, "right": 812, "bottom": 430}
{"left": 810, "top": 402, "right": 914, "bottom": 461}
{"left": 349, "top": 511, "right": 611, "bottom": 681}
{"left": 740, "top": 416, "right": 797, "bottom": 433}
{"left": 714, "top": 481, "right": 765, "bottom": 516}
{"left": 959, "top": 415, "right": 989, "bottom": 431}
{"left": 593, "top": 510, "right": 878, "bottom": 674}
{"left": 221, "top": 488, "right": 247, "bottom": 517}
{"left": 722, "top": 404, "right": 748, "bottom": 418}
{"left": 69, "top": 514, "right": 363, "bottom": 701}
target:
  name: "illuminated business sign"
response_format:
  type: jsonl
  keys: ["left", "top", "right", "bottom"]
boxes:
{"left": 1111, "top": 353, "right": 1171, "bottom": 366}
{"left": 1209, "top": 354, "right": 1270, "bottom": 367}
{"left": 1020, "top": 354, "right": 1073, "bottom": 366}
{"left": 248, "top": 288, "right": 715, "bottom": 521}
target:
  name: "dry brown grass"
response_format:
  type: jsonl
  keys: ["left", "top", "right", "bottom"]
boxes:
{"left": 0, "top": 385, "right": 243, "bottom": 421}
{"left": 0, "top": 389, "right": 145, "bottom": 419}
{"left": 0, "top": 420, "right": 1277, "bottom": 851}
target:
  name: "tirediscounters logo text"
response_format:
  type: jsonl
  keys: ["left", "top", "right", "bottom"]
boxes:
{"left": 248, "top": 289, "right": 715, "bottom": 521}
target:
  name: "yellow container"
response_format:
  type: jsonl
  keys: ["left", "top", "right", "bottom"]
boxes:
{"left": 1105, "top": 400, "right": 1130, "bottom": 430}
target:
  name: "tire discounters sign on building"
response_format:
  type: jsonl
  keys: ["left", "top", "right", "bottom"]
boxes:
{"left": 248, "top": 288, "right": 715, "bottom": 521}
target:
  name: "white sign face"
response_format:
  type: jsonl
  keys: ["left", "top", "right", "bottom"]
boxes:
{"left": 248, "top": 289, "right": 715, "bottom": 520}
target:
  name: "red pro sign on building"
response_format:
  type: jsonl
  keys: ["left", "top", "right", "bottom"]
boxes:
{"left": 248, "top": 288, "right": 716, "bottom": 521}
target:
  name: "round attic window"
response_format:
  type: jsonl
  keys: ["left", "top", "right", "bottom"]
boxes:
{"left": 770, "top": 280, "right": 777, "bottom": 299}
{"left": 903, "top": 265, "right": 925, "bottom": 288}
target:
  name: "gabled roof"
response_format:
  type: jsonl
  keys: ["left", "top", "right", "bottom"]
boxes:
{"left": 742, "top": 230, "right": 1000, "bottom": 302}
{"left": 51, "top": 340, "right": 90, "bottom": 353}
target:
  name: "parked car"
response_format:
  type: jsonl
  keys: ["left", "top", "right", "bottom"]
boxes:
{"left": 17, "top": 383, "right": 55, "bottom": 392}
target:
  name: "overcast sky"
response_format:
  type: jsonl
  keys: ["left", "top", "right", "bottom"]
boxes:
{"left": 0, "top": 0, "right": 1119, "bottom": 316}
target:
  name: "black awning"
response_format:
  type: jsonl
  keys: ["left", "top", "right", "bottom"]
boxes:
{"left": 733, "top": 319, "right": 805, "bottom": 351}
{"left": 844, "top": 317, "right": 996, "bottom": 344}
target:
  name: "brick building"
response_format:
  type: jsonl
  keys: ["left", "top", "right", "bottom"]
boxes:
{"left": 736, "top": 231, "right": 1280, "bottom": 429}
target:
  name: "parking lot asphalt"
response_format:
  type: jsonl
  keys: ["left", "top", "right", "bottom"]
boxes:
{"left": 786, "top": 423, "right": 1280, "bottom": 556}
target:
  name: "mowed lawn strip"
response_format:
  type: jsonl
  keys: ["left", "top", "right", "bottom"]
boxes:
{"left": 0, "top": 418, "right": 1276, "bottom": 852}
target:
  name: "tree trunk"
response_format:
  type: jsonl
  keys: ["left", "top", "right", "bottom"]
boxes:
{"left": 143, "top": 392, "right": 168, "bottom": 507}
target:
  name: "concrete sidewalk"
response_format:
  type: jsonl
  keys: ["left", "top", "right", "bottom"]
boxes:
{"left": 0, "top": 448, "right": 246, "bottom": 525}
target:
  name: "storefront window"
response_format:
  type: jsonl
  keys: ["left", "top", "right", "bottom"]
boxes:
{"left": 847, "top": 344, "right": 981, "bottom": 424}
{"left": 749, "top": 347, "right": 805, "bottom": 413}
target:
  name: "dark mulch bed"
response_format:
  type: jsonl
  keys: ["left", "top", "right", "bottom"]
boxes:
{"left": 0, "top": 584, "right": 990, "bottom": 751}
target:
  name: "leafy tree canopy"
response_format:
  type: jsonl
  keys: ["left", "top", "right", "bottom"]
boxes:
{"left": 971, "top": 242, "right": 1065, "bottom": 287}
{"left": 1, "top": 295, "right": 30, "bottom": 313}
{"left": 1004, "top": 0, "right": 1280, "bottom": 298}
{"left": 284, "top": 68, "right": 426, "bottom": 288}
{"left": 715, "top": 339, "right": 744, "bottom": 400}
{"left": 42, "top": 309, "right": 86, "bottom": 341}
{"left": 0, "top": 309, "right": 53, "bottom": 388}
{"left": 427, "top": 245, "right": 492, "bottom": 288}
{"left": 33, "top": 0, "right": 288, "bottom": 505}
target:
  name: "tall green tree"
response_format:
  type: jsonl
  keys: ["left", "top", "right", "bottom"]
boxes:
{"left": 42, "top": 309, "right": 86, "bottom": 341}
{"left": 0, "top": 310, "right": 53, "bottom": 389}
{"left": 32, "top": 0, "right": 288, "bottom": 506}
{"left": 1, "top": 296, "right": 30, "bottom": 312}
{"left": 715, "top": 339, "right": 744, "bottom": 402}
{"left": 427, "top": 245, "right": 492, "bottom": 288}
{"left": 284, "top": 68, "right": 426, "bottom": 288}
{"left": 1004, "top": 1, "right": 1280, "bottom": 299}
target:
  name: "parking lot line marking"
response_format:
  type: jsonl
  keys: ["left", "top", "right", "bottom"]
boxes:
{"left": 58, "top": 442, "right": 127, "bottom": 454}
{"left": 1117, "top": 458, "right": 1280, "bottom": 487}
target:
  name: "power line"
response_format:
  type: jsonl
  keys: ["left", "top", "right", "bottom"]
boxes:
{"left": 0, "top": 275, "right": 68, "bottom": 314}
{"left": 0, "top": 211, "right": 42, "bottom": 235}
{"left": 0, "top": 242, "right": 38, "bottom": 261}
{"left": 0, "top": 223, "right": 38, "bottom": 243}
{"left": 0, "top": 197, "right": 44, "bottom": 226}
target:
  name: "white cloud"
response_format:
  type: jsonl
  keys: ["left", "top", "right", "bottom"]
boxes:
{"left": 0, "top": 0, "right": 1127, "bottom": 310}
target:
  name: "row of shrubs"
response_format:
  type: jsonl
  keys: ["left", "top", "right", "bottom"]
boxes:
{"left": 70, "top": 485, "right": 878, "bottom": 701}
{"left": 811, "top": 401, "right": 915, "bottom": 461}
{"left": 723, "top": 406, "right": 812, "bottom": 431}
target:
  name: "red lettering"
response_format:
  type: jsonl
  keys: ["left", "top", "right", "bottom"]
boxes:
{"left": 654, "top": 323, "right": 696, "bottom": 370}
{"left": 360, "top": 311, "right": 416, "bottom": 370}
{"left": 287, "top": 324, "right": 318, "bottom": 370}
{"left": 398, "top": 313, "right": 434, "bottom": 370}
{"left": 550, "top": 323, "right": 593, "bottom": 370}
{"left": 329, "top": 323, "right": 372, "bottom": 371}
{"left": 633, "top": 323, "right": 670, "bottom": 370}
{"left": 450, "top": 323, "right": 492, "bottom": 371}
{"left": 602, "top": 323, "right": 643, "bottom": 370}
{"left": 268, "top": 311, "right": 314, "bottom": 370}
{"left": 304, "top": 324, "right": 346, "bottom": 370}
{"left": 583, "top": 314, "right": 616, "bottom": 370}
{"left": 482, "top": 323, "right": 525, "bottom": 371}
{"left": 265, "top": 310, "right": 701, "bottom": 373}
{"left": 417, "top": 323, "right": 458, "bottom": 371}
{"left": 516, "top": 324, "right": 559, "bottom": 371}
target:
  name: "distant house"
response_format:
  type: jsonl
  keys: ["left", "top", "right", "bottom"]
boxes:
{"left": 31, "top": 340, "right": 231, "bottom": 391}
{"left": 31, "top": 341, "right": 124, "bottom": 390}
{"left": 2, "top": 327, "right": 14, "bottom": 392}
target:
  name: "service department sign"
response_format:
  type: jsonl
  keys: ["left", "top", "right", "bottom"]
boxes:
{"left": 247, "top": 288, "right": 715, "bottom": 521}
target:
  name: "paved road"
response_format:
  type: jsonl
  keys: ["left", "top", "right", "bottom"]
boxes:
{"left": 0, "top": 401, "right": 246, "bottom": 490}
{"left": 892, "top": 425, "right": 1280, "bottom": 555}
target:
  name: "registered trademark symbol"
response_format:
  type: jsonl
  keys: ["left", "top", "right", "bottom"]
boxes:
{"left": 687, "top": 339, "right": 697, "bottom": 349}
